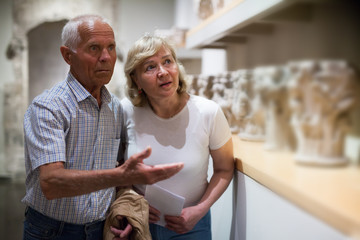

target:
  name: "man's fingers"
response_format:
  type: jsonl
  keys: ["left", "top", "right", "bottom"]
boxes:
{"left": 129, "top": 147, "right": 152, "bottom": 163}
{"left": 122, "top": 149, "right": 183, "bottom": 185}
{"left": 153, "top": 163, "right": 184, "bottom": 181}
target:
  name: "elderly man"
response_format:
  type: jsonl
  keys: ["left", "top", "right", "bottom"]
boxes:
{"left": 22, "top": 14, "right": 183, "bottom": 240}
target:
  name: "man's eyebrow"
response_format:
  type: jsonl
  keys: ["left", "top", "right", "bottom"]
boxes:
{"left": 86, "top": 40, "right": 116, "bottom": 46}
{"left": 86, "top": 41, "right": 99, "bottom": 46}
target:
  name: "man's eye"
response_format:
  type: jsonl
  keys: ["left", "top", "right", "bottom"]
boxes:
{"left": 90, "top": 46, "right": 98, "bottom": 51}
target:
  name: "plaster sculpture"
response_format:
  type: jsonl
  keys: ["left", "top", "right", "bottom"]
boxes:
{"left": 187, "top": 74, "right": 199, "bottom": 96}
{"left": 255, "top": 66, "right": 295, "bottom": 151}
{"left": 211, "top": 72, "right": 237, "bottom": 132}
{"left": 237, "top": 68, "right": 266, "bottom": 141}
{"left": 196, "top": 0, "right": 214, "bottom": 20}
{"left": 215, "top": 0, "right": 224, "bottom": 10}
{"left": 197, "top": 74, "right": 214, "bottom": 99}
{"left": 287, "top": 60, "right": 359, "bottom": 165}
{"left": 230, "top": 70, "right": 252, "bottom": 134}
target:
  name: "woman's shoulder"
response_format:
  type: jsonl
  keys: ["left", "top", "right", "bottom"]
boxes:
{"left": 189, "top": 94, "right": 220, "bottom": 112}
{"left": 120, "top": 97, "right": 146, "bottom": 118}
{"left": 120, "top": 97, "right": 134, "bottom": 110}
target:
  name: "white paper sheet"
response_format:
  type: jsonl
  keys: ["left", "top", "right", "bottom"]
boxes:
{"left": 144, "top": 184, "right": 185, "bottom": 227}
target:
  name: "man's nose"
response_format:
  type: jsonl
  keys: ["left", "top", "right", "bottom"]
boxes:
{"left": 99, "top": 48, "right": 112, "bottom": 62}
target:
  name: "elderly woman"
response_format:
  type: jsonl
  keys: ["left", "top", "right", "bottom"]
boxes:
{"left": 121, "top": 35, "right": 234, "bottom": 239}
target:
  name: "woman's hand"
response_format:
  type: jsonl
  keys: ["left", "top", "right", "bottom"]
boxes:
{"left": 149, "top": 205, "right": 161, "bottom": 224}
{"left": 164, "top": 206, "right": 204, "bottom": 234}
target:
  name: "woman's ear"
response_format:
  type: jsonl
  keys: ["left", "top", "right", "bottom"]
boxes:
{"left": 131, "top": 73, "right": 140, "bottom": 89}
{"left": 60, "top": 46, "right": 72, "bottom": 65}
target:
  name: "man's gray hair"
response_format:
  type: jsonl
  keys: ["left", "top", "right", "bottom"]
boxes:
{"left": 61, "top": 14, "right": 110, "bottom": 52}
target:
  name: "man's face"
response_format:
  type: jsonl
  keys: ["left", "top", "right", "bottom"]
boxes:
{"left": 69, "top": 21, "right": 116, "bottom": 93}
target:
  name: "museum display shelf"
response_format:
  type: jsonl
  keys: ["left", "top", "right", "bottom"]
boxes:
{"left": 186, "top": 0, "right": 328, "bottom": 49}
{"left": 232, "top": 135, "right": 360, "bottom": 239}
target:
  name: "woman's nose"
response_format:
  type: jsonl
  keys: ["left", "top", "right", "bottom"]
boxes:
{"left": 157, "top": 65, "right": 168, "bottom": 77}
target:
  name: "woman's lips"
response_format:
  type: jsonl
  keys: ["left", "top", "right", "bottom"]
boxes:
{"left": 160, "top": 81, "right": 171, "bottom": 87}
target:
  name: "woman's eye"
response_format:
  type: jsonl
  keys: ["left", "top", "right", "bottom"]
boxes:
{"left": 145, "top": 65, "right": 156, "bottom": 71}
{"left": 164, "top": 59, "right": 172, "bottom": 64}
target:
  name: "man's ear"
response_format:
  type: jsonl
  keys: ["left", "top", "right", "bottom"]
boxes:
{"left": 60, "top": 46, "right": 72, "bottom": 65}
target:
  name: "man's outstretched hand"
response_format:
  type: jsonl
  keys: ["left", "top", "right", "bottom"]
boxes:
{"left": 117, "top": 147, "right": 184, "bottom": 186}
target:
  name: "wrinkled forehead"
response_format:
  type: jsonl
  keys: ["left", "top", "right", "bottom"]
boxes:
{"left": 134, "top": 46, "right": 172, "bottom": 72}
{"left": 78, "top": 20, "right": 114, "bottom": 42}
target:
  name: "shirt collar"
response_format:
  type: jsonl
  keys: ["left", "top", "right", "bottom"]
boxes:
{"left": 66, "top": 72, "right": 112, "bottom": 104}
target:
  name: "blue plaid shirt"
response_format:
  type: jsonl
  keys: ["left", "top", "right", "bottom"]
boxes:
{"left": 22, "top": 73, "right": 123, "bottom": 224}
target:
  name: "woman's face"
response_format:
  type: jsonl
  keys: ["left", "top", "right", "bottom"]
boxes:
{"left": 133, "top": 46, "right": 180, "bottom": 103}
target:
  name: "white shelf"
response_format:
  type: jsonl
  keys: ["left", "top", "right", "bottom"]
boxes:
{"left": 233, "top": 136, "right": 360, "bottom": 239}
{"left": 185, "top": 0, "right": 320, "bottom": 49}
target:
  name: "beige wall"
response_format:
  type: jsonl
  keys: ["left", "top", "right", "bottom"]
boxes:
{"left": 0, "top": 0, "right": 15, "bottom": 176}
{"left": 226, "top": 2, "right": 360, "bottom": 70}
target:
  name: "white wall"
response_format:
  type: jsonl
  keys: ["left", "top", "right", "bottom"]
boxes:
{"left": 117, "top": 0, "right": 175, "bottom": 60}
{"left": 202, "top": 48, "right": 227, "bottom": 75}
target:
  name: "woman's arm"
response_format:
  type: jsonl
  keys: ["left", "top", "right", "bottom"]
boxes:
{"left": 165, "top": 138, "right": 234, "bottom": 234}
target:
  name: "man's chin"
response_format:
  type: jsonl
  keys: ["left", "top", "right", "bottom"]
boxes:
{"left": 96, "top": 73, "right": 113, "bottom": 82}
{"left": 103, "top": 78, "right": 112, "bottom": 85}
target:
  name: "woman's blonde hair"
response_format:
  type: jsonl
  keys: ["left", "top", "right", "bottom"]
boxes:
{"left": 124, "top": 34, "right": 188, "bottom": 106}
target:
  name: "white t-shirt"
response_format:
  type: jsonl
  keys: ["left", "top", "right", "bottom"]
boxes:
{"left": 121, "top": 94, "right": 231, "bottom": 207}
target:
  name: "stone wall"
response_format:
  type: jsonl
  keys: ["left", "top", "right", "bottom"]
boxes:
{"left": 2, "top": 0, "right": 119, "bottom": 177}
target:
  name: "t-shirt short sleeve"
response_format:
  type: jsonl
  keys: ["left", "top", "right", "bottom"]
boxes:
{"left": 209, "top": 105, "right": 232, "bottom": 150}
